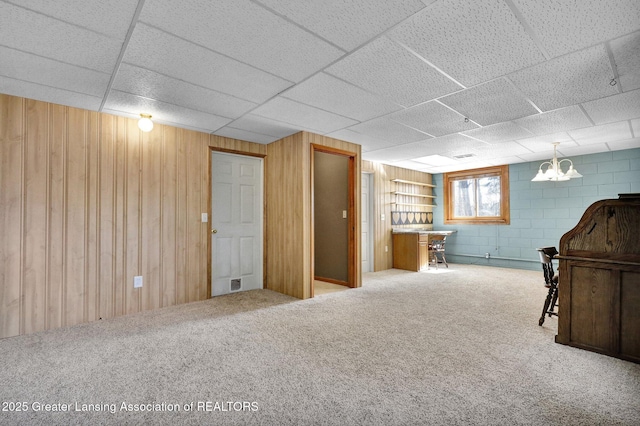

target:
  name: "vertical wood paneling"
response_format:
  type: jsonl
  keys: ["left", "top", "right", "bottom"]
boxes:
{"left": 141, "top": 126, "right": 162, "bottom": 312}
{"left": 125, "top": 119, "right": 141, "bottom": 315}
{"left": 0, "top": 95, "right": 24, "bottom": 338}
{"left": 113, "top": 116, "right": 127, "bottom": 318}
{"left": 266, "top": 132, "right": 306, "bottom": 298}
{"left": 175, "top": 129, "right": 188, "bottom": 306}
{"left": 185, "top": 130, "right": 203, "bottom": 303}
{"left": 47, "top": 104, "right": 66, "bottom": 329}
{"left": 23, "top": 99, "right": 48, "bottom": 334}
{"left": 0, "top": 93, "right": 293, "bottom": 339}
{"left": 98, "top": 114, "right": 115, "bottom": 320}
{"left": 161, "top": 126, "right": 177, "bottom": 308}
{"left": 65, "top": 108, "right": 87, "bottom": 327}
{"left": 85, "top": 110, "right": 99, "bottom": 323}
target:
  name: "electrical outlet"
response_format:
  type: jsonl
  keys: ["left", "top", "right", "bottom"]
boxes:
{"left": 485, "top": 253, "right": 490, "bottom": 259}
{"left": 342, "top": 210, "right": 347, "bottom": 219}
{"left": 381, "top": 214, "right": 385, "bottom": 221}
{"left": 134, "top": 276, "right": 143, "bottom": 288}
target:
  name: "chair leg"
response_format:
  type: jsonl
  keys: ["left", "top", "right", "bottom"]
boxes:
{"left": 548, "top": 288, "right": 558, "bottom": 315}
{"left": 441, "top": 252, "right": 448, "bottom": 268}
{"left": 539, "top": 286, "right": 554, "bottom": 326}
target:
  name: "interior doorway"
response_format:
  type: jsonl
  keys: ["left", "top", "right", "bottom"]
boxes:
{"left": 311, "top": 145, "right": 356, "bottom": 297}
{"left": 210, "top": 151, "right": 264, "bottom": 297}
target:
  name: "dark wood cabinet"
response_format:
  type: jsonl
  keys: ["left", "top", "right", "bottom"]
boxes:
{"left": 556, "top": 194, "right": 640, "bottom": 363}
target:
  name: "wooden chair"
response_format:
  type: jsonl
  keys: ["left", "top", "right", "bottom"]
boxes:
{"left": 429, "top": 236, "right": 448, "bottom": 269}
{"left": 537, "top": 247, "right": 559, "bottom": 326}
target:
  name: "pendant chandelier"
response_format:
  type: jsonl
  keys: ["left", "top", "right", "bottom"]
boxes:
{"left": 531, "top": 142, "right": 582, "bottom": 182}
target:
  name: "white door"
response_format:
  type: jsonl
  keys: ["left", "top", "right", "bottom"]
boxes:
{"left": 362, "top": 173, "right": 374, "bottom": 273}
{"left": 211, "top": 152, "right": 263, "bottom": 296}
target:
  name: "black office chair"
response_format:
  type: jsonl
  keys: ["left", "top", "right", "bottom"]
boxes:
{"left": 429, "top": 236, "right": 448, "bottom": 269}
{"left": 537, "top": 247, "right": 559, "bottom": 326}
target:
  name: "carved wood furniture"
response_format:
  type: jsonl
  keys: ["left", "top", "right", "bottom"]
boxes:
{"left": 556, "top": 194, "right": 640, "bottom": 363}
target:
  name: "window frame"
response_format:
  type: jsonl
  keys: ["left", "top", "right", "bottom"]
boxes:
{"left": 443, "top": 165, "right": 510, "bottom": 225}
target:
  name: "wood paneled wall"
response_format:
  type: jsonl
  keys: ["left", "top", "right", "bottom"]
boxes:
{"left": 0, "top": 94, "right": 265, "bottom": 339}
{"left": 362, "top": 160, "right": 434, "bottom": 271}
{"left": 266, "top": 132, "right": 361, "bottom": 299}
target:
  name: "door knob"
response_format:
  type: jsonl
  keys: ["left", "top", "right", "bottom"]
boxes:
{"left": 211, "top": 229, "right": 217, "bottom": 234}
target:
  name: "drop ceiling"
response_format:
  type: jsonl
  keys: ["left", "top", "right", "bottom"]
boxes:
{"left": 1, "top": 0, "right": 639, "bottom": 173}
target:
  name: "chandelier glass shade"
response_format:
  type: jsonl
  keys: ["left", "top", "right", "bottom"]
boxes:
{"left": 531, "top": 143, "right": 582, "bottom": 182}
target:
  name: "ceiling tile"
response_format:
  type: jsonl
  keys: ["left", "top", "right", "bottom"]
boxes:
{"left": 568, "top": 121, "right": 633, "bottom": 145}
{"left": 325, "top": 129, "right": 395, "bottom": 152}
{"left": 632, "top": 118, "right": 640, "bottom": 137}
{"left": 556, "top": 144, "right": 611, "bottom": 157}
{"left": 347, "top": 117, "right": 431, "bottom": 145}
{"left": 516, "top": 133, "right": 577, "bottom": 152}
{"left": 112, "top": 64, "right": 257, "bottom": 119}
{"left": 581, "top": 90, "right": 640, "bottom": 125}
{"left": 514, "top": 105, "right": 593, "bottom": 135}
{"left": 610, "top": 31, "right": 640, "bottom": 92}
{"left": 213, "top": 127, "right": 277, "bottom": 145}
{"left": 462, "top": 121, "right": 533, "bottom": 143}
{"left": 607, "top": 137, "right": 640, "bottom": 151}
{"left": 382, "top": 133, "right": 488, "bottom": 160}
{"left": 388, "top": 0, "right": 545, "bottom": 86}
{"left": 511, "top": 0, "right": 640, "bottom": 58}
{"left": 251, "top": 97, "right": 358, "bottom": 134}
{"left": 140, "top": 0, "right": 343, "bottom": 82}
{"left": 361, "top": 146, "right": 416, "bottom": 163}
{"left": 282, "top": 73, "right": 402, "bottom": 122}
{"left": 104, "top": 90, "right": 232, "bottom": 132}
{"left": 471, "top": 141, "right": 532, "bottom": 158}
{"left": 439, "top": 78, "right": 538, "bottom": 126}
{"left": 390, "top": 101, "right": 478, "bottom": 136}
{"left": 0, "top": 46, "right": 110, "bottom": 97}
{"left": 0, "top": 75, "right": 102, "bottom": 111}
{"left": 14, "top": 0, "right": 139, "bottom": 39}
{"left": 508, "top": 44, "right": 619, "bottom": 111}
{"left": 325, "top": 36, "right": 462, "bottom": 107}
{"left": 0, "top": 2, "right": 122, "bottom": 73}
{"left": 226, "top": 114, "right": 300, "bottom": 139}
{"left": 123, "top": 24, "right": 292, "bottom": 104}
{"left": 254, "top": 0, "right": 426, "bottom": 51}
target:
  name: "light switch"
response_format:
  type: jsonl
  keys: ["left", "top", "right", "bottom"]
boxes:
{"left": 342, "top": 210, "right": 347, "bottom": 219}
{"left": 201, "top": 213, "right": 208, "bottom": 223}
{"left": 134, "top": 276, "right": 143, "bottom": 288}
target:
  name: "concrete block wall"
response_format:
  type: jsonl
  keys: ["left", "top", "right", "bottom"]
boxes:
{"left": 432, "top": 147, "right": 640, "bottom": 271}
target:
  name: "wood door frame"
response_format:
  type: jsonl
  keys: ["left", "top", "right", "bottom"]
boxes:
{"left": 310, "top": 144, "right": 356, "bottom": 297}
{"left": 207, "top": 147, "right": 266, "bottom": 299}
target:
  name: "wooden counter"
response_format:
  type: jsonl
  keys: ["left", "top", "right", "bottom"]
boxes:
{"left": 392, "top": 230, "right": 455, "bottom": 272}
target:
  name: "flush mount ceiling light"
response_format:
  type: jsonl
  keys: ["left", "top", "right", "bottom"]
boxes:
{"left": 138, "top": 114, "right": 153, "bottom": 132}
{"left": 531, "top": 142, "right": 582, "bottom": 182}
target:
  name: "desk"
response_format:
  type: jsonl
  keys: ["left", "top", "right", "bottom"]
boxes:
{"left": 392, "top": 230, "right": 455, "bottom": 271}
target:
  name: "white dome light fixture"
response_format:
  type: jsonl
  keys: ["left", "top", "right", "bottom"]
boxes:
{"left": 531, "top": 142, "right": 582, "bottom": 182}
{"left": 138, "top": 113, "right": 154, "bottom": 132}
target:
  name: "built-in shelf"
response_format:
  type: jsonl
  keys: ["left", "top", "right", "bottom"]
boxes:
{"left": 394, "top": 191, "right": 436, "bottom": 198}
{"left": 393, "top": 202, "right": 436, "bottom": 207}
{"left": 391, "top": 178, "right": 436, "bottom": 188}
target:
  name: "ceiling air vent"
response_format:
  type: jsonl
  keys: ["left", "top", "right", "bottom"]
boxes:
{"left": 453, "top": 154, "right": 475, "bottom": 159}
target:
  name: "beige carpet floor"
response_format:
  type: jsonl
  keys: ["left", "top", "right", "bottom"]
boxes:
{"left": 1, "top": 264, "right": 638, "bottom": 425}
